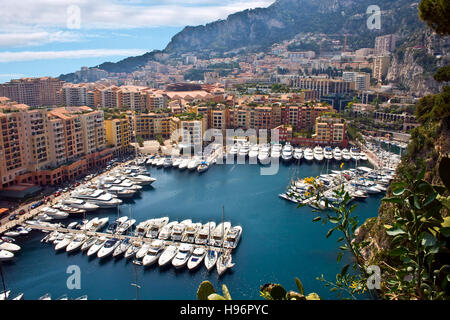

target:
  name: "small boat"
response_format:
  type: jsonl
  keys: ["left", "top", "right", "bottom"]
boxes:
{"left": 12, "top": 293, "right": 24, "bottom": 300}
{"left": 81, "top": 236, "right": 97, "bottom": 252}
{"left": 55, "top": 234, "right": 74, "bottom": 251}
{"left": 97, "top": 238, "right": 120, "bottom": 258}
{"left": 172, "top": 243, "right": 193, "bottom": 269}
{"left": 86, "top": 237, "right": 107, "bottom": 256}
{"left": 204, "top": 248, "right": 218, "bottom": 271}
{"left": 156, "top": 158, "right": 165, "bottom": 167}
{"left": 0, "top": 240, "right": 21, "bottom": 252}
{"left": 304, "top": 148, "right": 314, "bottom": 162}
{"left": 158, "top": 245, "right": 178, "bottom": 267}
{"left": 281, "top": 143, "right": 293, "bottom": 162}
{"left": 216, "top": 250, "right": 235, "bottom": 276}
{"left": 0, "top": 250, "right": 14, "bottom": 261}
{"left": 142, "top": 240, "right": 165, "bottom": 266}
{"left": 75, "top": 295, "right": 88, "bottom": 300}
{"left": 112, "top": 238, "right": 131, "bottom": 258}
{"left": 333, "top": 147, "right": 342, "bottom": 161}
{"left": 293, "top": 147, "right": 303, "bottom": 160}
{"left": 313, "top": 146, "right": 324, "bottom": 162}
{"left": 178, "top": 159, "right": 189, "bottom": 170}
{"left": 135, "top": 242, "right": 152, "bottom": 259}
{"left": 197, "top": 161, "right": 209, "bottom": 173}
{"left": 172, "top": 158, "right": 182, "bottom": 168}
{"left": 187, "top": 158, "right": 200, "bottom": 171}
{"left": 116, "top": 219, "right": 136, "bottom": 235}
{"left": 124, "top": 240, "right": 142, "bottom": 259}
{"left": 187, "top": 247, "right": 206, "bottom": 270}
{"left": 163, "top": 158, "right": 173, "bottom": 168}
{"left": 66, "top": 234, "right": 88, "bottom": 253}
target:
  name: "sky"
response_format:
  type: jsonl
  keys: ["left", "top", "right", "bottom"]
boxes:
{"left": 0, "top": 0, "right": 275, "bottom": 83}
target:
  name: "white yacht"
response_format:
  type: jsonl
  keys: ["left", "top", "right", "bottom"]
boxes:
{"left": 172, "top": 243, "right": 193, "bottom": 269}
{"left": 304, "top": 148, "right": 314, "bottom": 162}
{"left": 187, "top": 158, "right": 200, "bottom": 171}
{"left": 228, "top": 144, "right": 239, "bottom": 156}
{"left": 113, "top": 238, "right": 132, "bottom": 258}
{"left": 86, "top": 237, "right": 107, "bottom": 257}
{"left": 216, "top": 250, "right": 235, "bottom": 276}
{"left": 116, "top": 219, "right": 136, "bottom": 235}
{"left": 333, "top": 147, "right": 342, "bottom": 161}
{"left": 223, "top": 225, "right": 242, "bottom": 249}
{"left": 258, "top": 144, "right": 270, "bottom": 164}
{"left": 52, "top": 203, "right": 85, "bottom": 215}
{"left": 270, "top": 143, "right": 282, "bottom": 159}
{"left": 195, "top": 222, "right": 216, "bottom": 245}
{"left": 350, "top": 147, "right": 361, "bottom": 161}
{"left": 156, "top": 158, "right": 165, "bottom": 167}
{"left": 142, "top": 240, "right": 165, "bottom": 266}
{"left": 293, "top": 147, "right": 303, "bottom": 160}
{"left": 313, "top": 146, "right": 324, "bottom": 162}
{"left": 0, "top": 241, "right": 20, "bottom": 252}
{"left": 163, "top": 158, "right": 173, "bottom": 168}
{"left": 324, "top": 146, "right": 333, "bottom": 161}
{"left": 187, "top": 247, "right": 206, "bottom": 270}
{"left": 178, "top": 158, "right": 189, "bottom": 170}
{"left": 85, "top": 217, "right": 109, "bottom": 232}
{"left": 40, "top": 207, "right": 69, "bottom": 220}
{"left": 209, "top": 222, "right": 231, "bottom": 247}
{"left": 248, "top": 145, "right": 259, "bottom": 159}
{"left": 181, "top": 222, "right": 202, "bottom": 243}
{"left": 135, "top": 242, "right": 152, "bottom": 259}
{"left": 158, "top": 221, "right": 178, "bottom": 240}
{"left": 342, "top": 148, "right": 351, "bottom": 161}
{"left": 172, "top": 158, "right": 182, "bottom": 168}
{"left": 238, "top": 142, "right": 250, "bottom": 157}
{"left": 105, "top": 186, "right": 136, "bottom": 199}
{"left": 281, "top": 143, "right": 293, "bottom": 162}
{"left": 55, "top": 234, "right": 74, "bottom": 251}
{"left": 71, "top": 189, "right": 122, "bottom": 208}
{"left": 66, "top": 234, "right": 87, "bottom": 253}
{"left": 127, "top": 174, "right": 156, "bottom": 186}
{"left": 204, "top": 248, "right": 218, "bottom": 271}
{"left": 97, "top": 239, "right": 120, "bottom": 258}
{"left": 360, "top": 152, "right": 368, "bottom": 161}
{"left": 124, "top": 240, "right": 142, "bottom": 259}
{"left": 158, "top": 245, "right": 178, "bottom": 267}
{"left": 81, "top": 236, "right": 97, "bottom": 252}
{"left": 145, "top": 217, "right": 169, "bottom": 239}
{"left": 197, "top": 161, "right": 209, "bottom": 173}
{"left": 171, "top": 220, "right": 192, "bottom": 242}
{"left": 0, "top": 250, "right": 14, "bottom": 261}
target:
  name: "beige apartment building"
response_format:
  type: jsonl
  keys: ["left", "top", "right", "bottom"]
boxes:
{"left": 313, "top": 115, "right": 346, "bottom": 143}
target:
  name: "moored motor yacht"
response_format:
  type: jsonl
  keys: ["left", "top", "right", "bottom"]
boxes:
{"left": 248, "top": 145, "right": 259, "bottom": 159}
{"left": 178, "top": 159, "right": 189, "bottom": 170}
{"left": 342, "top": 148, "right": 351, "bottom": 161}
{"left": 197, "top": 161, "right": 209, "bottom": 173}
{"left": 116, "top": 219, "right": 136, "bottom": 235}
{"left": 0, "top": 240, "right": 21, "bottom": 252}
{"left": 145, "top": 217, "right": 169, "bottom": 239}
{"left": 238, "top": 142, "right": 250, "bottom": 157}
{"left": 81, "top": 236, "right": 97, "bottom": 252}
{"left": 135, "top": 242, "right": 152, "bottom": 259}
{"left": 324, "top": 146, "right": 333, "bottom": 161}
{"left": 281, "top": 143, "right": 293, "bottom": 162}
{"left": 40, "top": 207, "right": 69, "bottom": 220}
{"left": 0, "top": 249, "right": 14, "bottom": 261}
{"left": 124, "top": 240, "right": 142, "bottom": 259}
{"left": 181, "top": 222, "right": 202, "bottom": 243}
{"left": 158, "top": 244, "right": 178, "bottom": 267}
{"left": 61, "top": 198, "right": 99, "bottom": 211}
{"left": 97, "top": 238, "right": 120, "bottom": 258}
{"left": 71, "top": 189, "right": 122, "bottom": 208}
{"left": 204, "top": 248, "right": 218, "bottom": 271}
{"left": 170, "top": 220, "right": 192, "bottom": 241}
{"left": 172, "top": 158, "right": 182, "bottom": 168}
{"left": 195, "top": 222, "right": 216, "bottom": 245}
{"left": 216, "top": 249, "right": 235, "bottom": 276}
{"left": 187, "top": 158, "right": 200, "bottom": 171}
{"left": 172, "top": 243, "right": 193, "bottom": 269}
{"left": 158, "top": 221, "right": 178, "bottom": 240}
{"left": 54, "top": 233, "right": 74, "bottom": 251}
{"left": 350, "top": 147, "right": 361, "bottom": 161}
{"left": 113, "top": 238, "right": 132, "bottom": 258}
{"left": 270, "top": 143, "right": 282, "bottom": 159}
{"left": 293, "top": 147, "right": 303, "bottom": 160}
{"left": 333, "top": 147, "right": 342, "bottom": 161}
{"left": 313, "top": 146, "right": 324, "bottom": 162}
{"left": 304, "top": 148, "right": 314, "bottom": 162}
{"left": 142, "top": 240, "right": 165, "bottom": 266}
{"left": 258, "top": 144, "right": 270, "bottom": 164}
{"left": 209, "top": 222, "right": 231, "bottom": 247}
{"left": 223, "top": 225, "right": 242, "bottom": 249}
{"left": 86, "top": 237, "right": 107, "bottom": 256}
{"left": 66, "top": 234, "right": 88, "bottom": 253}
{"left": 187, "top": 247, "right": 206, "bottom": 270}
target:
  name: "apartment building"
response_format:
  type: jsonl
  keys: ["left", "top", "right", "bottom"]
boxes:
{"left": 373, "top": 56, "right": 391, "bottom": 81}
{"left": 289, "top": 77, "right": 352, "bottom": 97}
{"left": 375, "top": 34, "right": 397, "bottom": 54}
{"left": 59, "top": 83, "right": 88, "bottom": 106}
{"left": 281, "top": 104, "right": 335, "bottom": 130}
{"left": 134, "top": 113, "right": 171, "bottom": 139}
{"left": 0, "top": 77, "right": 64, "bottom": 107}
{"left": 313, "top": 115, "right": 346, "bottom": 143}
{"left": 105, "top": 118, "right": 132, "bottom": 154}
{"left": 170, "top": 115, "right": 206, "bottom": 147}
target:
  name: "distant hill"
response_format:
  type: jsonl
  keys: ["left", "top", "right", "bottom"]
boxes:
{"left": 59, "top": 0, "right": 431, "bottom": 82}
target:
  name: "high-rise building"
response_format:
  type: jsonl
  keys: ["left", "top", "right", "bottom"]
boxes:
{"left": 373, "top": 56, "right": 391, "bottom": 81}
{"left": 105, "top": 118, "right": 132, "bottom": 155}
{"left": 0, "top": 77, "right": 64, "bottom": 107}
{"left": 375, "top": 34, "right": 397, "bottom": 54}
{"left": 313, "top": 115, "right": 346, "bottom": 143}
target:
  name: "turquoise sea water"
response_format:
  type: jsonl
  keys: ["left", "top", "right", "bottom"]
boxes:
{"left": 1, "top": 160, "right": 383, "bottom": 300}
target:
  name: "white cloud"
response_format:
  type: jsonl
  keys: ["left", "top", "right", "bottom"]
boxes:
{"left": 0, "top": 49, "right": 148, "bottom": 62}
{"left": 0, "top": 31, "right": 81, "bottom": 47}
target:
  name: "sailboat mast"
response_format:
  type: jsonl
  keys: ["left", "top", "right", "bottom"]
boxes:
{"left": 222, "top": 206, "right": 225, "bottom": 253}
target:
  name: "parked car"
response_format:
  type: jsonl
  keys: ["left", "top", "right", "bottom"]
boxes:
{"left": 9, "top": 214, "right": 18, "bottom": 221}
{"left": 19, "top": 210, "right": 26, "bottom": 215}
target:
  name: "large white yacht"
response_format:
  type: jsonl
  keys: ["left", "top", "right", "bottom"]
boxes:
{"left": 209, "top": 222, "right": 231, "bottom": 247}
{"left": 238, "top": 142, "right": 250, "bottom": 157}
{"left": 158, "top": 245, "right": 178, "bottom": 267}
{"left": 178, "top": 158, "right": 189, "bottom": 170}
{"left": 342, "top": 148, "right": 351, "bottom": 161}
{"left": 248, "top": 145, "right": 259, "bottom": 159}
{"left": 223, "top": 225, "right": 242, "bottom": 249}
{"left": 304, "top": 148, "right": 314, "bottom": 162}
{"left": 170, "top": 220, "right": 192, "bottom": 242}
{"left": 145, "top": 217, "right": 169, "bottom": 239}
{"left": 313, "top": 146, "right": 324, "bottom": 162}
{"left": 258, "top": 144, "right": 270, "bottom": 164}
{"left": 172, "top": 243, "right": 193, "bottom": 269}
{"left": 187, "top": 158, "right": 200, "bottom": 171}
{"left": 195, "top": 222, "right": 216, "bottom": 245}
{"left": 126, "top": 173, "right": 156, "bottom": 186}
{"left": 324, "top": 146, "right": 333, "bottom": 161}
{"left": 61, "top": 198, "right": 99, "bottom": 211}
{"left": 97, "top": 239, "right": 120, "bottom": 259}
{"left": 350, "top": 147, "right": 361, "bottom": 161}
{"left": 270, "top": 143, "right": 282, "bottom": 159}
{"left": 187, "top": 247, "right": 206, "bottom": 270}
{"left": 293, "top": 147, "right": 303, "bottom": 160}
{"left": 281, "top": 143, "right": 293, "bottom": 162}
{"left": 142, "top": 240, "right": 165, "bottom": 266}
{"left": 333, "top": 147, "right": 342, "bottom": 161}
{"left": 71, "top": 189, "right": 122, "bottom": 208}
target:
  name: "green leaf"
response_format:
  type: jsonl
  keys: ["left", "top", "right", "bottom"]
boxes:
{"left": 337, "top": 252, "right": 343, "bottom": 262}
{"left": 392, "top": 186, "right": 405, "bottom": 196}
{"left": 386, "top": 228, "right": 406, "bottom": 236}
{"left": 305, "top": 293, "right": 320, "bottom": 300}
{"left": 326, "top": 228, "right": 334, "bottom": 238}
{"left": 295, "top": 277, "right": 304, "bottom": 295}
{"left": 414, "top": 195, "right": 422, "bottom": 210}
{"left": 269, "top": 284, "right": 287, "bottom": 300}
{"left": 420, "top": 232, "right": 437, "bottom": 247}
{"left": 382, "top": 197, "right": 402, "bottom": 204}
{"left": 312, "top": 216, "right": 321, "bottom": 222}
{"left": 340, "top": 264, "right": 350, "bottom": 277}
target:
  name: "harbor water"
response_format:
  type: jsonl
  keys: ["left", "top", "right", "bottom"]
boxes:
{"left": 1, "top": 160, "right": 384, "bottom": 300}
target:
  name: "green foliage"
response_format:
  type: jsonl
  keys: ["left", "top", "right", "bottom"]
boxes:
{"left": 381, "top": 168, "right": 450, "bottom": 299}
{"left": 415, "top": 86, "right": 450, "bottom": 125}
{"left": 434, "top": 66, "right": 450, "bottom": 83}
{"left": 196, "top": 281, "right": 232, "bottom": 300}
{"left": 136, "top": 135, "right": 144, "bottom": 148}
{"left": 260, "top": 279, "right": 320, "bottom": 300}
{"left": 419, "top": 0, "right": 450, "bottom": 35}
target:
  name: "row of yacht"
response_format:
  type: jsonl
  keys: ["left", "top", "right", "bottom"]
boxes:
{"left": 39, "top": 216, "right": 242, "bottom": 275}
{"left": 146, "top": 155, "right": 210, "bottom": 173}
{"left": 279, "top": 166, "right": 395, "bottom": 208}
{"left": 227, "top": 142, "right": 368, "bottom": 164}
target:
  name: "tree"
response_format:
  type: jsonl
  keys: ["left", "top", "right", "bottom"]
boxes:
{"left": 418, "top": 0, "right": 450, "bottom": 35}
